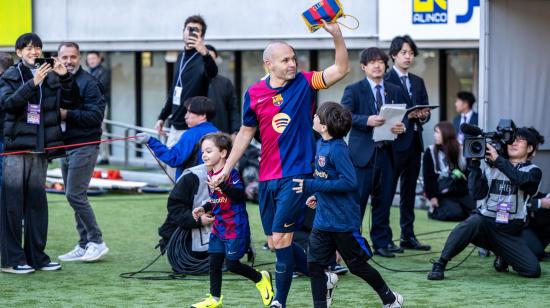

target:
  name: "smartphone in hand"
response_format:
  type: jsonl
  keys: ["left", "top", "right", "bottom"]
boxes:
{"left": 34, "top": 58, "right": 54, "bottom": 68}
{"left": 188, "top": 26, "right": 199, "bottom": 38}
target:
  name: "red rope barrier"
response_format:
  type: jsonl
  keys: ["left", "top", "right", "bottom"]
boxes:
{"left": 0, "top": 136, "right": 139, "bottom": 156}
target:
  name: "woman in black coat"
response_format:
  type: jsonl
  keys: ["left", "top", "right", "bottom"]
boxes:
{"left": 423, "top": 121, "right": 475, "bottom": 221}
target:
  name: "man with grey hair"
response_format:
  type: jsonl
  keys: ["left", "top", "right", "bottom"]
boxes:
{"left": 0, "top": 52, "right": 13, "bottom": 76}
{"left": 210, "top": 21, "right": 349, "bottom": 308}
{"left": 57, "top": 42, "right": 109, "bottom": 262}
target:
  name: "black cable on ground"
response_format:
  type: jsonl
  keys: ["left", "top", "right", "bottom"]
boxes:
{"left": 165, "top": 228, "right": 210, "bottom": 275}
{"left": 369, "top": 246, "right": 477, "bottom": 273}
{"left": 365, "top": 205, "right": 478, "bottom": 273}
{"left": 120, "top": 226, "right": 275, "bottom": 281}
{"left": 119, "top": 252, "right": 186, "bottom": 280}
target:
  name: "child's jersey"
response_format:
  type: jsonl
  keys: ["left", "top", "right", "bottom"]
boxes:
{"left": 204, "top": 168, "right": 250, "bottom": 239}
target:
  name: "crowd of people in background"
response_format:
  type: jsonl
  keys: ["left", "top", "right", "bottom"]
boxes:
{"left": 0, "top": 12, "right": 548, "bottom": 308}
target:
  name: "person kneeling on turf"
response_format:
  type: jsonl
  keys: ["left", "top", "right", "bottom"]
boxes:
{"left": 428, "top": 127, "right": 544, "bottom": 280}
{"left": 191, "top": 133, "right": 274, "bottom": 308}
{"left": 293, "top": 103, "right": 403, "bottom": 308}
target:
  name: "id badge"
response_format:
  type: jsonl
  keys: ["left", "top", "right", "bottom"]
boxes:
{"left": 172, "top": 86, "right": 182, "bottom": 106}
{"left": 495, "top": 202, "right": 511, "bottom": 224}
{"left": 27, "top": 104, "right": 41, "bottom": 125}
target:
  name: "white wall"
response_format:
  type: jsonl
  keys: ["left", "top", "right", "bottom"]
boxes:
{"left": 31, "top": 0, "right": 378, "bottom": 51}
{"left": 481, "top": 0, "right": 550, "bottom": 191}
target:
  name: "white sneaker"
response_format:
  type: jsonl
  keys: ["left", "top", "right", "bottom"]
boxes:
{"left": 383, "top": 292, "right": 404, "bottom": 308}
{"left": 1, "top": 264, "right": 35, "bottom": 274}
{"left": 325, "top": 271, "right": 339, "bottom": 307}
{"left": 81, "top": 242, "right": 109, "bottom": 262}
{"left": 269, "top": 300, "right": 282, "bottom": 308}
{"left": 58, "top": 245, "right": 86, "bottom": 261}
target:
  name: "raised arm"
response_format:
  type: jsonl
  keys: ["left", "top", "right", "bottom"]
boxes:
{"left": 319, "top": 21, "right": 349, "bottom": 88}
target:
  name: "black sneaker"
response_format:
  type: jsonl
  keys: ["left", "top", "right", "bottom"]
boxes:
{"left": 1, "top": 265, "right": 35, "bottom": 274}
{"left": 493, "top": 256, "right": 509, "bottom": 272}
{"left": 39, "top": 262, "right": 62, "bottom": 271}
{"left": 427, "top": 260, "right": 445, "bottom": 280}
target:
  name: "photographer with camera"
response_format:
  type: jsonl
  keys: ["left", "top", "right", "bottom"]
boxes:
{"left": 428, "top": 126, "right": 544, "bottom": 280}
{"left": 156, "top": 15, "right": 218, "bottom": 179}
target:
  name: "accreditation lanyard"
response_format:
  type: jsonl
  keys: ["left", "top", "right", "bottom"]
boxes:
{"left": 495, "top": 181, "right": 513, "bottom": 224}
{"left": 18, "top": 64, "right": 42, "bottom": 125}
{"left": 173, "top": 52, "right": 199, "bottom": 106}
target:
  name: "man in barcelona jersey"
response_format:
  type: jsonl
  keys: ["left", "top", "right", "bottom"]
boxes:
{"left": 210, "top": 20, "right": 349, "bottom": 308}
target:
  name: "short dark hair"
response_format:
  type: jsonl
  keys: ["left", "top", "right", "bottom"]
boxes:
{"left": 15, "top": 33, "right": 43, "bottom": 51}
{"left": 388, "top": 35, "right": 418, "bottom": 61}
{"left": 205, "top": 44, "right": 218, "bottom": 58}
{"left": 515, "top": 127, "right": 545, "bottom": 158}
{"left": 87, "top": 51, "right": 101, "bottom": 57}
{"left": 456, "top": 91, "right": 476, "bottom": 108}
{"left": 184, "top": 15, "right": 207, "bottom": 37}
{"left": 200, "top": 132, "right": 233, "bottom": 156}
{"left": 57, "top": 41, "right": 80, "bottom": 52}
{"left": 0, "top": 52, "right": 14, "bottom": 74}
{"left": 317, "top": 102, "right": 352, "bottom": 139}
{"left": 184, "top": 96, "right": 216, "bottom": 121}
{"left": 360, "top": 47, "right": 389, "bottom": 71}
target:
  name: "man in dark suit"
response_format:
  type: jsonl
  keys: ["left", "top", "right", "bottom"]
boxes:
{"left": 205, "top": 44, "right": 240, "bottom": 138}
{"left": 341, "top": 47, "right": 407, "bottom": 258}
{"left": 453, "top": 91, "right": 478, "bottom": 144}
{"left": 385, "top": 35, "right": 431, "bottom": 251}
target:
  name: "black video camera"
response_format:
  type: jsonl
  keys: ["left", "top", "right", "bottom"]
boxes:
{"left": 462, "top": 119, "right": 517, "bottom": 160}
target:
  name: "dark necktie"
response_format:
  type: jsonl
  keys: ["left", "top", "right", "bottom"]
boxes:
{"left": 400, "top": 76, "right": 410, "bottom": 97}
{"left": 462, "top": 115, "right": 467, "bottom": 125}
{"left": 375, "top": 85, "right": 383, "bottom": 113}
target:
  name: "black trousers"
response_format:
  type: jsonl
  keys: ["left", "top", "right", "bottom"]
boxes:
{"left": 392, "top": 136, "right": 422, "bottom": 240}
{"left": 308, "top": 229, "right": 389, "bottom": 308}
{"left": 440, "top": 213, "right": 540, "bottom": 278}
{"left": 0, "top": 154, "right": 51, "bottom": 268}
{"left": 428, "top": 195, "right": 476, "bottom": 222}
{"left": 529, "top": 209, "right": 550, "bottom": 250}
{"left": 355, "top": 146, "right": 395, "bottom": 249}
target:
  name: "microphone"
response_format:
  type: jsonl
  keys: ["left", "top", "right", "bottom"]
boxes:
{"left": 460, "top": 123, "right": 483, "bottom": 136}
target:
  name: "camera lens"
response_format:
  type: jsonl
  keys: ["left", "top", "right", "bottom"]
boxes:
{"left": 469, "top": 141, "right": 483, "bottom": 155}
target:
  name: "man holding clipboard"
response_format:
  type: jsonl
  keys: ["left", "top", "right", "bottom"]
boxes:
{"left": 341, "top": 47, "right": 408, "bottom": 258}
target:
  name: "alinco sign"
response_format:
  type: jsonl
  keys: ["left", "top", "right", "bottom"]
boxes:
{"left": 379, "top": 0, "right": 480, "bottom": 40}
{"left": 412, "top": 0, "right": 480, "bottom": 25}
{"left": 412, "top": 0, "right": 448, "bottom": 24}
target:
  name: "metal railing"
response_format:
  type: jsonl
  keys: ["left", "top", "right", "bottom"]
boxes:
{"left": 103, "top": 119, "right": 168, "bottom": 166}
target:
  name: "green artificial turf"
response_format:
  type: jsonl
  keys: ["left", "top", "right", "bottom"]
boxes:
{"left": 0, "top": 193, "right": 547, "bottom": 307}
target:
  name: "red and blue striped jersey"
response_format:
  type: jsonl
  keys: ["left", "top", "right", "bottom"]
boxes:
{"left": 205, "top": 168, "right": 250, "bottom": 240}
{"left": 242, "top": 71, "right": 327, "bottom": 181}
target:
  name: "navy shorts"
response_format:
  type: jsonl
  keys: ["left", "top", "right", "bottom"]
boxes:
{"left": 258, "top": 175, "right": 308, "bottom": 235}
{"left": 208, "top": 233, "right": 250, "bottom": 261}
